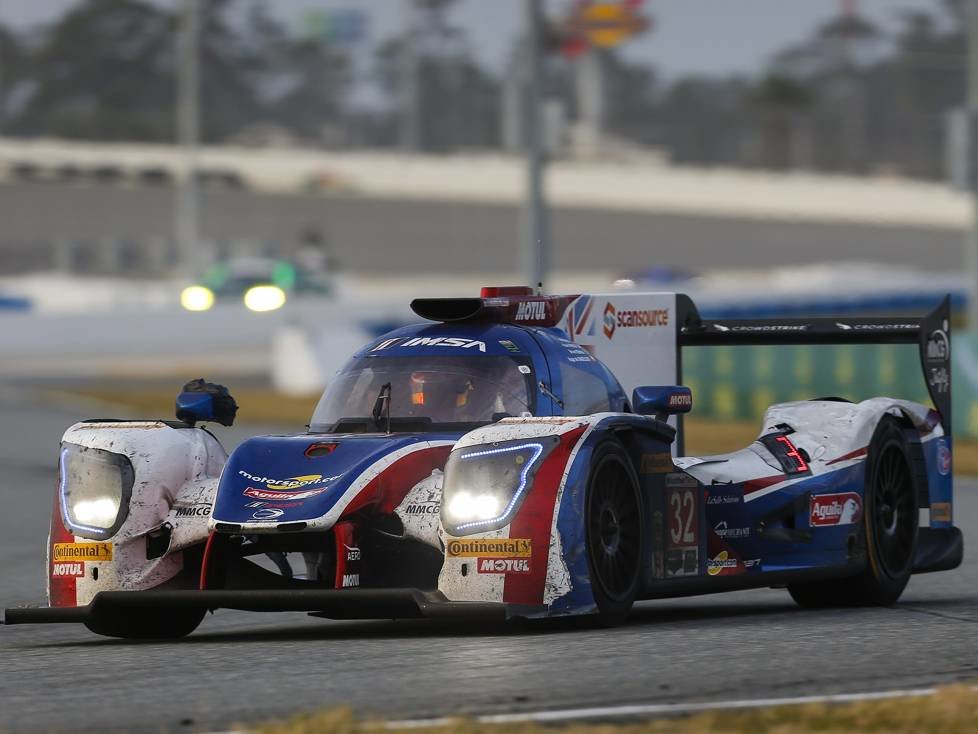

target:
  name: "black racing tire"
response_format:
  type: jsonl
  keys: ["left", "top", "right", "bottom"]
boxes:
{"left": 584, "top": 440, "right": 644, "bottom": 625}
{"left": 788, "top": 416, "right": 918, "bottom": 608}
{"left": 83, "top": 546, "right": 207, "bottom": 639}
{"left": 84, "top": 607, "right": 205, "bottom": 640}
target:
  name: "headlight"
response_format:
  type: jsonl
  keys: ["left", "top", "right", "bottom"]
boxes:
{"left": 441, "top": 436, "right": 558, "bottom": 535}
{"left": 59, "top": 443, "right": 134, "bottom": 540}
{"left": 180, "top": 285, "right": 215, "bottom": 312}
{"left": 243, "top": 285, "right": 286, "bottom": 312}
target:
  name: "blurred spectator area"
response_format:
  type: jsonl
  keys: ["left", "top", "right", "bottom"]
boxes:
{"left": 0, "top": 0, "right": 972, "bottom": 278}
{"left": 0, "top": 140, "right": 969, "bottom": 277}
{"left": 0, "top": 0, "right": 968, "bottom": 177}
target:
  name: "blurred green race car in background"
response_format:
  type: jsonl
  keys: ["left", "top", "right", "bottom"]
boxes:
{"left": 180, "top": 256, "right": 332, "bottom": 312}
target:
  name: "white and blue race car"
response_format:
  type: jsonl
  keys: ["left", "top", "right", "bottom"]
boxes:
{"left": 3, "top": 288, "right": 962, "bottom": 638}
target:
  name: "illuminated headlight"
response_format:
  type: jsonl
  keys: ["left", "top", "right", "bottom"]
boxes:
{"left": 441, "top": 437, "right": 558, "bottom": 535}
{"left": 243, "top": 285, "right": 286, "bottom": 312}
{"left": 180, "top": 285, "right": 215, "bottom": 312}
{"left": 59, "top": 443, "right": 134, "bottom": 540}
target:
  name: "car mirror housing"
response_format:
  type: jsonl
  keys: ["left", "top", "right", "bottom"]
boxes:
{"left": 632, "top": 385, "right": 692, "bottom": 417}
{"left": 176, "top": 379, "right": 238, "bottom": 426}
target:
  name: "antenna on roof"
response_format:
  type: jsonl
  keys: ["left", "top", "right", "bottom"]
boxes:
{"left": 536, "top": 281, "right": 544, "bottom": 296}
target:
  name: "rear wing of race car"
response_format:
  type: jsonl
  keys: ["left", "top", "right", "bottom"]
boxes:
{"left": 676, "top": 294, "right": 952, "bottom": 435}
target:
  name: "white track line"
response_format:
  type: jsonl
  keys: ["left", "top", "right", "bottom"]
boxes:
{"left": 384, "top": 686, "right": 951, "bottom": 728}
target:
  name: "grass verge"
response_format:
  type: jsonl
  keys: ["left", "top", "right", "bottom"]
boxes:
{"left": 252, "top": 686, "right": 978, "bottom": 734}
{"left": 52, "top": 385, "right": 978, "bottom": 475}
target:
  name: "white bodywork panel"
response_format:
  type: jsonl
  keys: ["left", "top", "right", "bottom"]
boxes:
{"left": 437, "top": 415, "right": 604, "bottom": 607}
{"left": 562, "top": 293, "right": 678, "bottom": 398}
{"left": 393, "top": 468, "right": 444, "bottom": 549}
{"left": 54, "top": 421, "right": 226, "bottom": 605}
{"left": 678, "top": 398, "right": 941, "bottom": 501}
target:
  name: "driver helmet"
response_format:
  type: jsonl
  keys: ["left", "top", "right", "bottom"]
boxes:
{"left": 409, "top": 371, "right": 473, "bottom": 415}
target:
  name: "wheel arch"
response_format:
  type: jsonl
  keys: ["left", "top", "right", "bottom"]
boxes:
{"left": 52, "top": 421, "right": 225, "bottom": 608}
{"left": 864, "top": 405, "right": 937, "bottom": 512}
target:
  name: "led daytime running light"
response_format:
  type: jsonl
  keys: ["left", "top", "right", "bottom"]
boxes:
{"left": 454, "top": 442, "right": 544, "bottom": 531}
{"left": 59, "top": 447, "right": 107, "bottom": 536}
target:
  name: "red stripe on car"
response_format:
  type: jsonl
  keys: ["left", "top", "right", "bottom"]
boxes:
{"left": 825, "top": 446, "right": 868, "bottom": 465}
{"left": 743, "top": 474, "right": 785, "bottom": 496}
{"left": 576, "top": 299, "right": 594, "bottom": 335}
{"left": 49, "top": 491, "right": 77, "bottom": 607}
{"left": 344, "top": 445, "right": 453, "bottom": 518}
{"left": 503, "top": 426, "right": 588, "bottom": 606}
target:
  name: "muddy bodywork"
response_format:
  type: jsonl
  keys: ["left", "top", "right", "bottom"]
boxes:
{"left": 10, "top": 290, "right": 961, "bottom": 632}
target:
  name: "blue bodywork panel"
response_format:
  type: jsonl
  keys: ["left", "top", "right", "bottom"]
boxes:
{"left": 214, "top": 433, "right": 458, "bottom": 525}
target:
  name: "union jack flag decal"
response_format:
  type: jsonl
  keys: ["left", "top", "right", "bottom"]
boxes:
{"left": 566, "top": 295, "right": 595, "bottom": 340}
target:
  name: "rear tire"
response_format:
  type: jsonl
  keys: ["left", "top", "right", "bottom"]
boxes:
{"left": 788, "top": 416, "right": 918, "bottom": 608}
{"left": 585, "top": 441, "right": 644, "bottom": 625}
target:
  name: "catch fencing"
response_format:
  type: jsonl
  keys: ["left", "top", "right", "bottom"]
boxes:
{"left": 682, "top": 334, "right": 978, "bottom": 438}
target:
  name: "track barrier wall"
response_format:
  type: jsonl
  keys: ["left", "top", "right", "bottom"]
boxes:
{"left": 683, "top": 334, "right": 978, "bottom": 439}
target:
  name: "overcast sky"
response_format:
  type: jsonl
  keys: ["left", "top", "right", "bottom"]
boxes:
{"left": 0, "top": 0, "right": 947, "bottom": 79}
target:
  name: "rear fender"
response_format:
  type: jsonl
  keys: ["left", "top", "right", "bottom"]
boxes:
{"left": 760, "top": 398, "right": 951, "bottom": 524}
{"left": 50, "top": 421, "right": 226, "bottom": 607}
{"left": 841, "top": 400, "right": 955, "bottom": 564}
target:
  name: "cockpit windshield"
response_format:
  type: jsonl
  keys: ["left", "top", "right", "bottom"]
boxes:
{"left": 310, "top": 356, "right": 535, "bottom": 433}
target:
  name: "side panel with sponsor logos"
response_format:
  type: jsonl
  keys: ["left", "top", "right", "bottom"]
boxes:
{"left": 51, "top": 422, "right": 226, "bottom": 607}
{"left": 676, "top": 397, "right": 948, "bottom": 576}
{"left": 560, "top": 293, "right": 678, "bottom": 399}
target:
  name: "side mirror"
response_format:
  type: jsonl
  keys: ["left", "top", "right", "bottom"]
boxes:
{"left": 632, "top": 386, "right": 692, "bottom": 418}
{"left": 176, "top": 379, "right": 238, "bottom": 427}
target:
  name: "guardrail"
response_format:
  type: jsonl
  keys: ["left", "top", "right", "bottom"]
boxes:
{"left": 0, "top": 294, "right": 30, "bottom": 311}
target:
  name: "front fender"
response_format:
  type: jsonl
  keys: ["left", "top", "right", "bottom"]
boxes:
{"left": 50, "top": 421, "right": 226, "bottom": 607}
{"left": 438, "top": 413, "right": 673, "bottom": 617}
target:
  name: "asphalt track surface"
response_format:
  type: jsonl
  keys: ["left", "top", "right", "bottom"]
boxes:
{"left": 0, "top": 181, "right": 964, "bottom": 274}
{"left": 1, "top": 389, "right": 976, "bottom": 733}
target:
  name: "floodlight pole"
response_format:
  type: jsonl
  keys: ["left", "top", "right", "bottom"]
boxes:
{"left": 400, "top": 1, "right": 421, "bottom": 151}
{"left": 523, "top": 0, "right": 549, "bottom": 290}
{"left": 176, "top": 0, "right": 201, "bottom": 277}
{"left": 968, "top": 0, "right": 978, "bottom": 327}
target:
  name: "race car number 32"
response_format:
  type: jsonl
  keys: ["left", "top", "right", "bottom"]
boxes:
{"left": 669, "top": 488, "right": 698, "bottom": 547}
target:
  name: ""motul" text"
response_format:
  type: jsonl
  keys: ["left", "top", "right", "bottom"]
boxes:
{"left": 477, "top": 558, "right": 530, "bottom": 574}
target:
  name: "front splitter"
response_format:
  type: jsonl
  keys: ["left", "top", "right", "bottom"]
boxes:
{"left": 3, "top": 588, "right": 506, "bottom": 628}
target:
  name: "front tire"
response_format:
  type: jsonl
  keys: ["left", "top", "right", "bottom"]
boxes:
{"left": 84, "top": 547, "right": 208, "bottom": 639}
{"left": 85, "top": 607, "right": 205, "bottom": 640}
{"left": 585, "top": 441, "right": 644, "bottom": 625}
{"left": 788, "top": 416, "right": 918, "bottom": 608}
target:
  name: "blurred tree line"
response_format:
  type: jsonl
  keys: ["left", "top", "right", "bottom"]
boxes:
{"left": 0, "top": 0, "right": 968, "bottom": 179}
{"left": 657, "top": 0, "right": 968, "bottom": 178}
